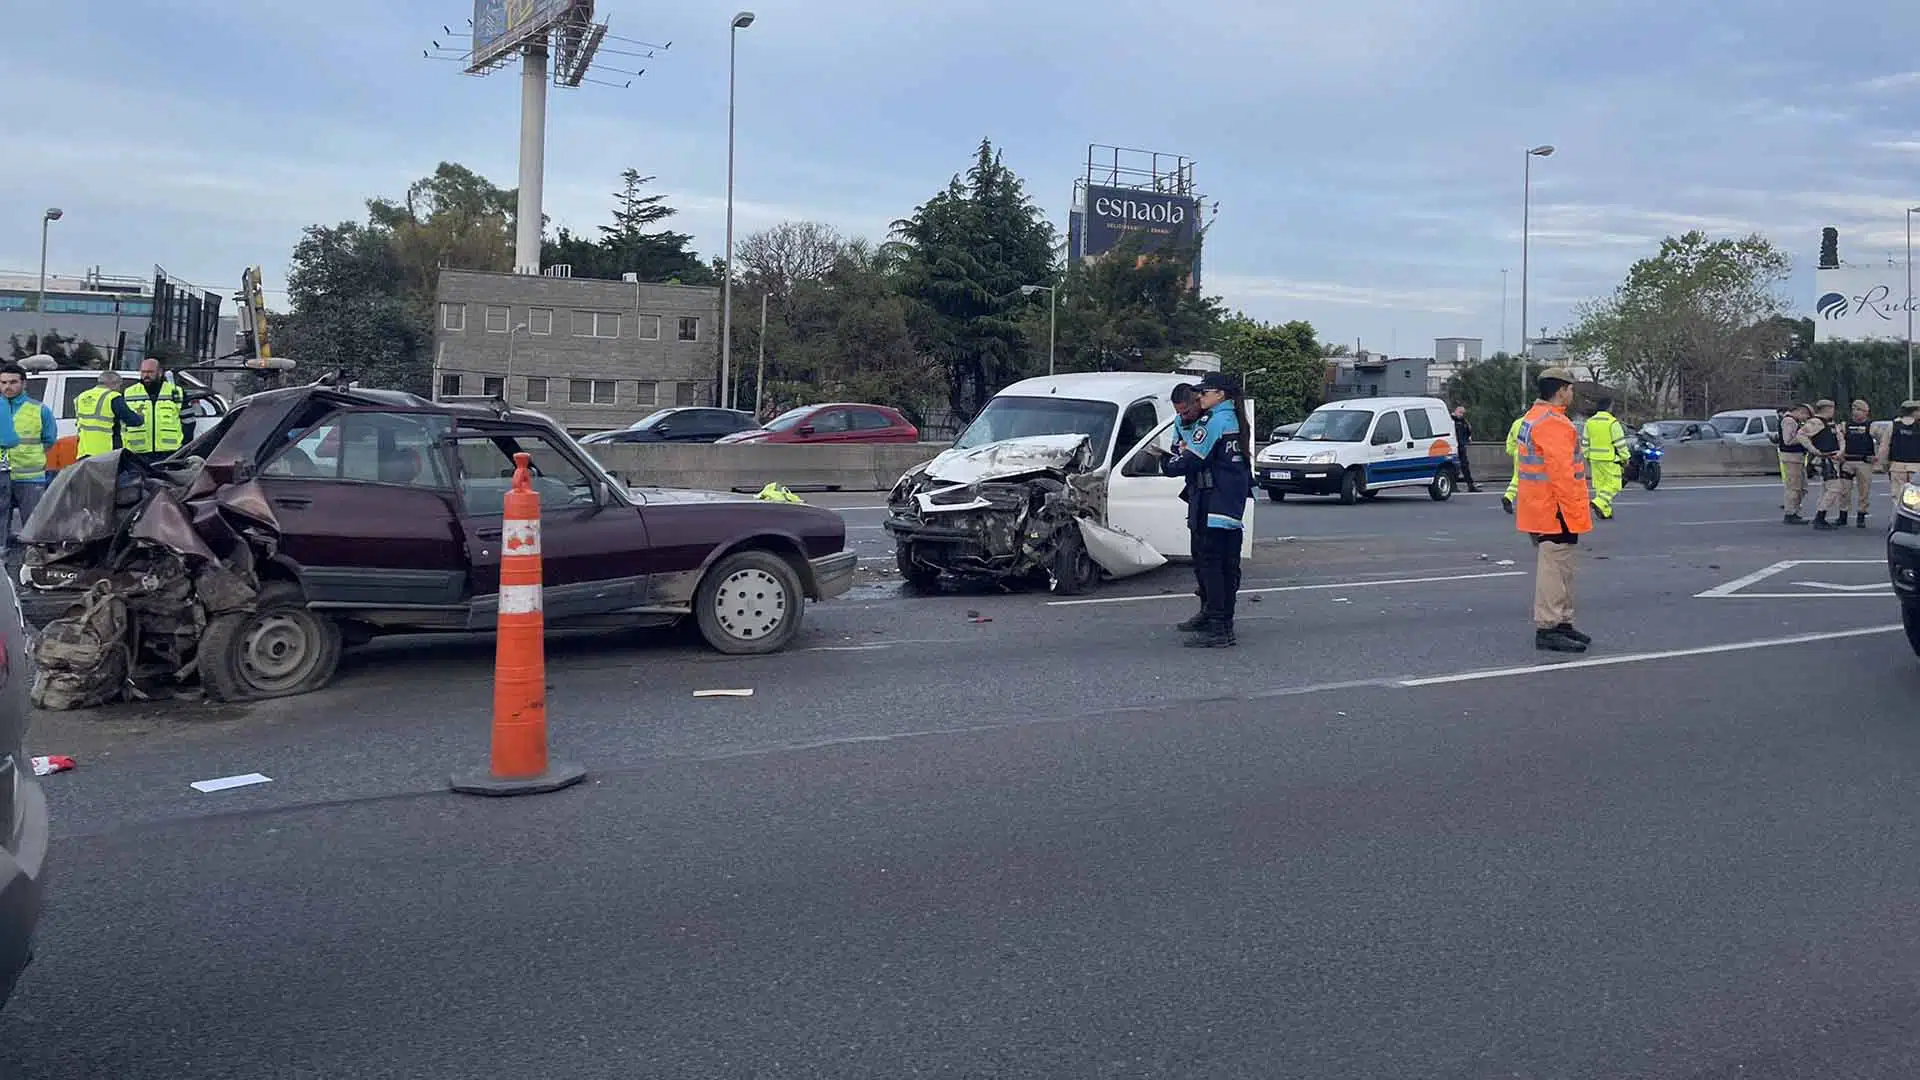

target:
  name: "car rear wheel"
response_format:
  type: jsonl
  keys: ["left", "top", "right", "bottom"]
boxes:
{"left": 695, "top": 549, "right": 805, "bottom": 655}
{"left": 1429, "top": 466, "right": 1457, "bottom": 501}
{"left": 199, "top": 581, "right": 344, "bottom": 702}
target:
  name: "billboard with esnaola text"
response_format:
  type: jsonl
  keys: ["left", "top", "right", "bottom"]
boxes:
{"left": 469, "top": 0, "right": 578, "bottom": 72}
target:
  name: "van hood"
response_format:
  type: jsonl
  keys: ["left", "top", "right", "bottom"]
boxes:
{"left": 916, "top": 434, "right": 1096, "bottom": 485}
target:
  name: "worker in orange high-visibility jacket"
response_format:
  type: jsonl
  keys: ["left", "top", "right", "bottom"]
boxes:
{"left": 1514, "top": 367, "right": 1595, "bottom": 653}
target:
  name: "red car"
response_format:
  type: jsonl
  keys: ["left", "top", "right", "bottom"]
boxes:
{"left": 716, "top": 403, "right": 920, "bottom": 445}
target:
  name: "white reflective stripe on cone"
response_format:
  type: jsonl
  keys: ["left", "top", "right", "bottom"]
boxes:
{"left": 503, "top": 518, "right": 541, "bottom": 555}
{"left": 499, "top": 584, "right": 543, "bottom": 615}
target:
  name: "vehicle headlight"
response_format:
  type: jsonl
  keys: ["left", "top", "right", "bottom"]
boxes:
{"left": 1309, "top": 451, "right": 1337, "bottom": 465}
{"left": 1256, "top": 446, "right": 1281, "bottom": 462}
{"left": 1901, "top": 483, "right": 1920, "bottom": 516}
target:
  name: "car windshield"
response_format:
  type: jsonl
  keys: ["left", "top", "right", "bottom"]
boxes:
{"left": 1292, "top": 409, "right": 1373, "bottom": 442}
{"left": 1645, "top": 421, "right": 1694, "bottom": 438}
{"left": 630, "top": 409, "right": 675, "bottom": 430}
{"left": 1709, "top": 414, "right": 1748, "bottom": 433}
{"left": 951, "top": 396, "right": 1120, "bottom": 454}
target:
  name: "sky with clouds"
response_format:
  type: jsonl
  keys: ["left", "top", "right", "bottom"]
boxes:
{"left": 5, "top": 0, "right": 1918, "bottom": 357}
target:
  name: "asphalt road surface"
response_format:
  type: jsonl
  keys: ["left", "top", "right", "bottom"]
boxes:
{"left": 9, "top": 479, "right": 1920, "bottom": 1078}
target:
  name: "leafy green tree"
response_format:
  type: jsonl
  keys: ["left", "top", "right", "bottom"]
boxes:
{"left": 893, "top": 138, "right": 1057, "bottom": 421}
{"left": 367, "top": 162, "right": 518, "bottom": 303}
{"left": 7, "top": 331, "right": 106, "bottom": 369}
{"left": 272, "top": 223, "right": 433, "bottom": 394}
{"left": 1444, "top": 352, "right": 1549, "bottom": 438}
{"left": 1041, "top": 231, "right": 1222, "bottom": 374}
{"left": 543, "top": 170, "right": 716, "bottom": 286}
{"left": 1216, "top": 315, "right": 1325, "bottom": 433}
{"left": 1566, "top": 230, "right": 1793, "bottom": 415}
{"left": 1795, "top": 341, "right": 1914, "bottom": 412}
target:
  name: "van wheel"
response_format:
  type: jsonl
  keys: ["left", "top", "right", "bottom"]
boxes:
{"left": 696, "top": 549, "right": 805, "bottom": 655}
{"left": 1048, "top": 529, "right": 1100, "bottom": 596}
{"left": 1429, "top": 466, "right": 1457, "bottom": 501}
{"left": 200, "top": 581, "right": 344, "bottom": 702}
{"left": 895, "top": 543, "right": 941, "bottom": 590}
{"left": 1266, "top": 488, "right": 1286, "bottom": 502}
{"left": 1338, "top": 468, "right": 1362, "bottom": 505}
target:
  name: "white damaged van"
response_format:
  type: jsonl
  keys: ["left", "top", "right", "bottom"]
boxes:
{"left": 883, "top": 372, "right": 1255, "bottom": 595}
{"left": 1253, "top": 395, "right": 1459, "bottom": 504}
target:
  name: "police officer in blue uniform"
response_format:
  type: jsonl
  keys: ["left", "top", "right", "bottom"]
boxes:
{"left": 1160, "top": 383, "right": 1209, "bottom": 630}
{"left": 1159, "top": 372, "right": 1253, "bottom": 647}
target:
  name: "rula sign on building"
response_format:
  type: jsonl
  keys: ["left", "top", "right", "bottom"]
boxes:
{"left": 1081, "top": 184, "right": 1200, "bottom": 259}
{"left": 1813, "top": 267, "right": 1918, "bottom": 343}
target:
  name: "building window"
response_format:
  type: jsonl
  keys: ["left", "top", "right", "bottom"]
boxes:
{"left": 439, "top": 373, "right": 462, "bottom": 397}
{"left": 634, "top": 381, "right": 658, "bottom": 407}
{"left": 482, "top": 376, "right": 504, "bottom": 397}
{"left": 484, "top": 305, "right": 510, "bottom": 333}
{"left": 441, "top": 303, "right": 465, "bottom": 332}
{"left": 569, "top": 379, "right": 617, "bottom": 405}
{"left": 675, "top": 382, "right": 701, "bottom": 406}
{"left": 573, "top": 310, "right": 620, "bottom": 338}
{"left": 636, "top": 315, "right": 661, "bottom": 340}
{"left": 525, "top": 377, "right": 549, "bottom": 403}
{"left": 677, "top": 316, "right": 700, "bottom": 342}
{"left": 529, "top": 308, "right": 553, "bottom": 335}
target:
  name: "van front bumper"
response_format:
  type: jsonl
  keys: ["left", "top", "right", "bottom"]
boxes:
{"left": 1889, "top": 512, "right": 1920, "bottom": 599}
{"left": 1255, "top": 463, "right": 1343, "bottom": 495}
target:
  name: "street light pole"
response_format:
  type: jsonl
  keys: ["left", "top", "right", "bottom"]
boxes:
{"left": 1500, "top": 268, "right": 1508, "bottom": 356}
{"left": 36, "top": 207, "right": 63, "bottom": 354}
{"left": 721, "top": 11, "right": 755, "bottom": 411}
{"left": 754, "top": 290, "right": 768, "bottom": 419}
{"left": 1908, "top": 206, "right": 1918, "bottom": 401}
{"left": 1519, "top": 145, "right": 1553, "bottom": 408}
{"left": 1021, "top": 284, "right": 1056, "bottom": 374}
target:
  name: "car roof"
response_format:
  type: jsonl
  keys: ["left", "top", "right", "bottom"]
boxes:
{"left": 1314, "top": 396, "right": 1448, "bottom": 412}
{"left": 995, "top": 372, "right": 1192, "bottom": 405}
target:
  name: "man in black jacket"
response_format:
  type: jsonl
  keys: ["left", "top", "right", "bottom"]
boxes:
{"left": 1451, "top": 405, "right": 1479, "bottom": 492}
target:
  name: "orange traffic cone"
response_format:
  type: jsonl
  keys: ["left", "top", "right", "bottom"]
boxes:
{"left": 451, "top": 452, "right": 586, "bottom": 796}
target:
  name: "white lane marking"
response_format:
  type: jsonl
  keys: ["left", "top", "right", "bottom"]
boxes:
{"left": 1696, "top": 558, "right": 1885, "bottom": 598}
{"left": 831, "top": 505, "right": 889, "bottom": 512}
{"left": 190, "top": 773, "right": 273, "bottom": 793}
{"left": 1723, "top": 592, "right": 1892, "bottom": 598}
{"left": 1790, "top": 581, "right": 1890, "bottom": 592}
{"left": 1677, "top": 518, "right": 1779, "bottom": 526}
{"left": 1397, "top": 625, "right": 1903, "bottom": 687}
{"left": 1047, "top": 570, "right": 1526, "bottom": 607}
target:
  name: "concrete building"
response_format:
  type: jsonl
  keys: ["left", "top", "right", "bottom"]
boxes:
{"left": 1327, "top": 351, "right": 1431, "bottom": 400}
{"left": 432, "top": 269, "right": 722, "bottom": 434}
{"left": 0, "top": 269, "right": 237, "bottom": 364}
{"left": 1429, "top": 337, "right": 1483, "bottom": 396}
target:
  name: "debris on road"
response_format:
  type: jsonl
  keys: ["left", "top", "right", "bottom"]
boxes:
{"left": 30, "top": 755, "right": 75, "bottom": 777}
{"left": 190, "top": 772, "right": 272, "bottom": 793}
{"left": 964, "top": 609, "right": 993, "bottom": 624}
{"left": 1496, "top": 559, "right": 1516, "bottom": 566}
{"left": 693, "top": 688, "right": 755, "bottom": 698}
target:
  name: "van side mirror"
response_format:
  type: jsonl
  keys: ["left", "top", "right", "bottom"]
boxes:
{"left": 1122, "top": 449, "right": 1161, "bottom": 477}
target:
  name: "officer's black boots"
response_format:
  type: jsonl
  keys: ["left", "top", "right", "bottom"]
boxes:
{"left": 1535, "top": 627, "right": 1587, "bottom": 653}
{"left": 1184, "top": 622, "right": 1236, "bottom": 648}
{"left": 1554, "top": 623, "right": 1591, "bottom": 645}
{"left": 1176, "top": 612, "right": 1207, "bottom": 633}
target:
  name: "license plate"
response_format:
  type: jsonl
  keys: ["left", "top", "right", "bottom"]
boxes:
{"left": 1273, "top": 470, "right": 1296, "bottom": 480}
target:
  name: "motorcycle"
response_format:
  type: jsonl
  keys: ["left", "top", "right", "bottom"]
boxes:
{"left": 1622, "top": 431, "right": 1663, "bottom": 490}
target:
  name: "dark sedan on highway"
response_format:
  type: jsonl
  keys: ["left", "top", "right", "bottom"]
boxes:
{"left": 20, "top": 381, "right": 858, "bottom": 702}
{"left": 580, "top": 407, "right": 758, "bottom": 446}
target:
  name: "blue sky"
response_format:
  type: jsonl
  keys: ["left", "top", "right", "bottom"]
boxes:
{"left": 5, "top": 0, "right": 1918, "bottom": 356}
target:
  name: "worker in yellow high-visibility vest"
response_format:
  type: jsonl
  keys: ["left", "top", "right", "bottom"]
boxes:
{"left": 0, "top": 362, "right": 58, "bottom": 558}
{"left": 122, "top": 358, "right": 189, "bottom": 464}
{"left": 72, "top": 370, "right": 143, "bottom": 459}
{"left": 1501, "top": 415, "right": 1525, "bottom": 513}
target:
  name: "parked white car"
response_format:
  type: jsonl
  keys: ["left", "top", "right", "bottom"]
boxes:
{"left": 16, "top": 365, "right": 227, "bottom": 442}
{"left": 884, "top": 372, "right": 1255, "bottom": 593}
{"left": 1707, "top": 409, "right": 1783, "bottom": 447}
{"left": 1254, "top": 396, "right": 1460, "bottom": 504}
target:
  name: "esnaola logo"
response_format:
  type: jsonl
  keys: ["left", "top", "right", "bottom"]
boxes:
{"left": 1816, "top": 292, "right": 1849, "bottom": 319}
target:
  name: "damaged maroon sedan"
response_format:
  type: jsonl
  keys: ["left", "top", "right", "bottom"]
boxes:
{"left": 17, "top": 381, "right": 856, "bottom": 704}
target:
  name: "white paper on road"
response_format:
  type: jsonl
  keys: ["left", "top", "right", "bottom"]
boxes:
{"left": 190, "top": 773, "right": 273, "bottom": 793}
{"left": 693, "top": 689, "right": 754, "bottom": 698}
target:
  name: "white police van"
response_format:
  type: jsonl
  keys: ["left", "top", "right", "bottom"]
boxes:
{"left": 1253, "top": 395, "right": 1460, "bottom": 504}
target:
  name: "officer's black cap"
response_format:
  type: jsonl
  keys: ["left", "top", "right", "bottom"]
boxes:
{"left": 1195, "top": 372, "right": 1241, "bottom": 396}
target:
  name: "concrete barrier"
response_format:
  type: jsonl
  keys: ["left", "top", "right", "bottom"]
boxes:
{"left": 1462, "top": 441, "right": 1780, "bottom": 481}
{"left": 588, "top": 441, "right": 945, "bottom": 493}
{"left": 583, "top": 439, "right": 1785, "bottom": 494}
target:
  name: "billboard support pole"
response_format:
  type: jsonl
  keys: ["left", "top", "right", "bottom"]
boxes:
{"left": 515, "top": 44, "right": 550, "bottom": 275}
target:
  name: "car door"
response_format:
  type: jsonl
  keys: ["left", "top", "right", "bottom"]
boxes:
{"left": 446, "top": 424, "right": 652, "bottom": 626}
{"left": 798, "top": 407, "right": 854, "bottom": 443}
{"left": 846, "top": 408, "right": 898, "bottom": 443}
{"left": 254, "top": 410, "right": 469, "bottom": 609}
{"left": 1106, "top": 399, "right": 1191, "bottom": 557}
{"left": 1366, "top": 409, "right": 1410, "bottom": 485}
